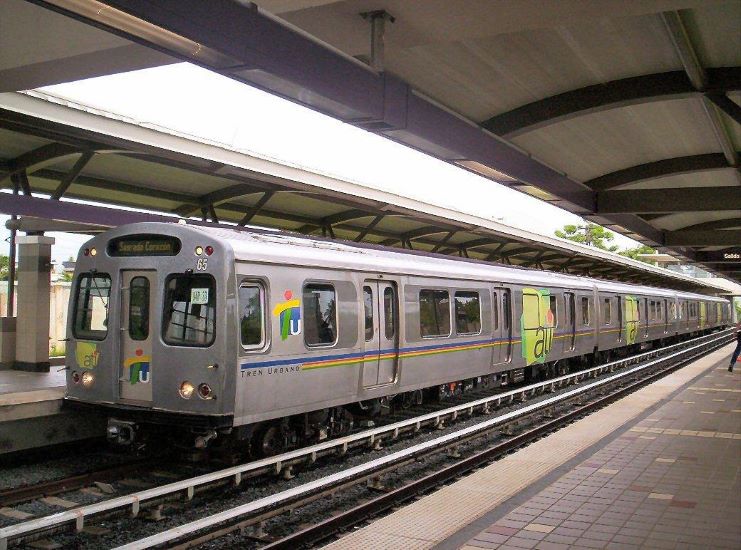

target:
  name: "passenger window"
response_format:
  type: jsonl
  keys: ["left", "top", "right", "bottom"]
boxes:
{"left": 581, "top": 297, "right": 590, "bottom": 326}
{"left": 239, "top": 283, "right": 264, "bottom": 348}
{"left": 419, "top": 289, "right": 451, "bottom": 337}
{"left": 549, "top": 295, "right": 558, "bottom": 327}
{"left": 303, "top": 284, "right": 337, "bottom": 347}
{"left": 383, "top": 287, "right": 396, "bottom": 339}
{"left": 163, "top": 274, "right": 216, "bottom": 347}
{"left": 603, "top": 298, "right": 611, "bottom": 325}
{"left": 73, "top": 273, "right": 111, "bottom": 341}
{"left": 128, "top": 277, "right": 150, "bottom": 341}
{"left": 454, "top": 291, "right": 481, "bottom": 335}
{"left": 363, "top": 286, "right": 374, "bottom": 341}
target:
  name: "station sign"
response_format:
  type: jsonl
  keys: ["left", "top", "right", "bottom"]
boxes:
{"left": 695, "top": 248, "right": 741, "bottom": 264}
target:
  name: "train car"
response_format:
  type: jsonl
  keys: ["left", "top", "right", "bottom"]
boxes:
{"left": 64, "top": 222, "right": 731, "bottom": 454}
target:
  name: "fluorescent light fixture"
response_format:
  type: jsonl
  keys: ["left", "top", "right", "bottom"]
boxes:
{"left": 455, "top": 160, "right": 518, "bottom": 183}
{"left": 45, "top": 0, "right": 237, "bottom": 67}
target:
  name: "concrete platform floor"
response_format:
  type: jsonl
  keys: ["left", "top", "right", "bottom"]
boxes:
{"left": 0, "top": 367, "right": 65, "bottom": 397}
{"left": 321, "top": 342, "right": 740, "bottom": 550}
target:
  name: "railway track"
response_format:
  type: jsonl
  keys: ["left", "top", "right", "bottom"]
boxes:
{"left": 0, "top": 329, "right": 732, "bottom": 550}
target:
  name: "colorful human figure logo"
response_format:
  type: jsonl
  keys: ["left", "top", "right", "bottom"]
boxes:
{"left": 125, "top": 348, "right": 151, "bottom": 384}
{"left": 273, "top": 290, "right": 301, "bottom": 340}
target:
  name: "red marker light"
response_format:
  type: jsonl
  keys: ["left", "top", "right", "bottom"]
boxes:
{"left": 205, "top": 246, "right": 214, "bottom": 256}
{"left": 83, "top": 248, "right": 90, "bottom": 256}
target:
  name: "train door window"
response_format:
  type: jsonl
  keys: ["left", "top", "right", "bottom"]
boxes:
{"left": 581, "top": 297, "right": 590, "bottom": 326}
{"left": 565, "top": 292, "right": 576, "bottom": 350}
{"left": 128, "top": 277, "right": 150, "bottom": 341}
{"left": 502, "top": 289, "right": 512, "bottom": 361}
{"left": 73, "top": 273, "right": 111, "bottom": 341}
{"left": 616, "top": 296, "right": 623, "bottom": 341}
{"left": 492, "top": 292, "right": 499, "bottom": 330}
{"left": 454, "top": 291, "right": 481, "bottom": 335}
{"left": 603, "top": 298, "right": 611, "bottom": 325}
{"left": 549, "top": 295, "right": 558, "bottom": 327}
{"left": 383, "top": 287, "right": 396, "bottom": 339}
{"left": 163, "top": 275, "right": 216, "bottom": 347}
{"left": 419, "top": 289, "right": 451, "bottom": 338}
{"left": 363, "top": 286, "right": 374, "bottom": 341}
{"left": 239, "top": 283, "right": 265, "bottom": 348}
{"left": 303, "top": 284, "right": 337, "bottom": 347}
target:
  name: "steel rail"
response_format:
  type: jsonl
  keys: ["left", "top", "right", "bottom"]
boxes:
{"left": 112, "top": 330, "right": 732, "bottom": 550}
{"left": 0, "top": 329, "right": 731, "bottom": 549}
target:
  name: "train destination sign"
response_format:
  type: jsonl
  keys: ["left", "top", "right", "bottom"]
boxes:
{"left": 108, "top": 235, "right": 181, "bottom": 256}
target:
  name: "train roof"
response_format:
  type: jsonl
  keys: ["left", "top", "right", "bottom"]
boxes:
{"left": 102, "top": 222, "right": 728, "bottom": 303}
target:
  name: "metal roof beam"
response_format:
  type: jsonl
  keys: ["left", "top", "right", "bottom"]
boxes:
{"left": 585, "top": 153, "right": 735, "bottom": 191}
{"left": 662, "top": 11, "right": 739, "bottom": 167}
{"left": 665, "top": 230, "right": 741, "bottom": 247}
{"left": 0, "top": 142, "right": 81, "bottom": 183}
{"left": 51, "top": 151, "right": 95, "bottom": 200}
{"left": 238, "top": 191, "right": 275, "bottom": 226}
{"left": 354, "top": 214, "right": 384, "bottom": 242}
{"left": 480, "top": 68, "right": 739, "bottom": 137}
{"left": 678, "top": 218, "right": 741, "bottom": 232}
{"left": 596, "top": 187, "right": 741, "bottom": 214}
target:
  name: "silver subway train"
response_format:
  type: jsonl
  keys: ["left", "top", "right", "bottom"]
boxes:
{"left": 65, "top": 222, "right": 731, "bottom": 454}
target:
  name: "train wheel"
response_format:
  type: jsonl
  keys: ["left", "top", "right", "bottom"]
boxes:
{"left": 255, "top": 424, "right": 287, "bottom": 457}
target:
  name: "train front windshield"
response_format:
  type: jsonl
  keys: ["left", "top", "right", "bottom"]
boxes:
{"left": 162, "top": 274, "right": 217, "bottom": 347}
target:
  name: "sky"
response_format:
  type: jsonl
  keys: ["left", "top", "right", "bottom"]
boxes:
{"left": 1, "top": 62, "right": 643, "bottom": 262}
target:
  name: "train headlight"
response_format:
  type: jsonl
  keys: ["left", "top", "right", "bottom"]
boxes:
{"left": 81, "top": 371, "right": 95, "bottom": 387}
{"left": 179, "top": 381, "right": 195, "bottom": 399}
{"left": 71, "top": 371, "right": 80, "bottom": 384}
{"left": 90, "top": 247, "right": 97, "bottom": 256}
{"left": 194, "top": 246, "right": 203, "bottom": 256}
{"left": 198, "top": 383, "right": 213, "bottom": 399}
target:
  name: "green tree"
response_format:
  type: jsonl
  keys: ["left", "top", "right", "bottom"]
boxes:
{"left": 0, "top": 255, "right": 9, "bottom": 281}
{"left": 618, "top": 245, "right": 657, "bottom": 263}
{"left": 555, "top": 223, "right": 619, "bottom": 252}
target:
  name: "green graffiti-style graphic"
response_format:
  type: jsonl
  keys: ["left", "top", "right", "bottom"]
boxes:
{"left": 624, "top": 296, "right": 639, "bottom": 345}
{"left": 699, "top": 302, "right": 706, "bottom": 329}
{"left": 520, "top": 288, "right": 555, "bottom": 366}
{"left": 76, "top": 342, "right": 99, "bottom": 370}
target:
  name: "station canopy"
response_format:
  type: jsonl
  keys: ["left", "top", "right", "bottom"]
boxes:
{"left": 0, "top": 91, "right": 735, "bottom": 296}
{"left": 0, "top": 0, "right": 739, "bottom": 290}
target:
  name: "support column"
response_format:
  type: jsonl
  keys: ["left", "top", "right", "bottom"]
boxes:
{"left": 14, "top": 235, "right": 55, "bottom": 372}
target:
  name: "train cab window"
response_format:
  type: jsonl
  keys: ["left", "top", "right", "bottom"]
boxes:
{"left": 163, "top": 275, "right": 216, "bottom": 347}
{"left": 384, "top": 287, "right": 396, "bottom": 339}
{"left": 603, "top": 298, "right": 611, "bottom": 325}
{"left": 239, "top": 283, "right": 265, "bottom": 348}
{"left": 73, "top": 273, "right": 111, "bottom": 341}
{"left": 128, "top": 277, "right": 150, "bottom": 341}
{"left": 420, "top": 289, "right": 451, "bottom": 337}
{"left": 454, "top": 291, "right": 481, "bottom": 335}
{"left": 581, "top": 297, "right": 590, "bottom": 326}
{"left": 303, "top": 284, "right": 337, "bottom": 347}
{"left": 363, "top": 286, "right": 374, "bottom": 341}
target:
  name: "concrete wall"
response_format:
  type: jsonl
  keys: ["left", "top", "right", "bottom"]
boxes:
{"left": 0, "top": 281, "right": 70, "bottom": 355}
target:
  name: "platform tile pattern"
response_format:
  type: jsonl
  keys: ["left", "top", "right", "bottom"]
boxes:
{"left": 462, "top": 363, "right": 740, "bottom": 549}
{"left": 321, "top": 344, "right": 738, "bottom": 550}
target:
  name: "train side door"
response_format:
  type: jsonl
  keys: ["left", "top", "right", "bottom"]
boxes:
{"left": 119, "top": 270, "right": 155, "bottom": 404}
{"left": 491, "top": 290, "right": 501, "bottom": 364}
{"left": 362, "top": 281, "right": 399, "bottom": 387}
{"left": 502, "top": 289, "right": 512, "bottom": 362}
{"left": 563, "top": 292, "right": 576, "bottom": 352}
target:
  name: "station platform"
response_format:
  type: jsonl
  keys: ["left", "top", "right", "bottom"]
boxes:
{"left": 322, "top": 342, "right": 740, "bottom": 550}
{"left": 0, "top": 366, "right": 105, "bottom": 455}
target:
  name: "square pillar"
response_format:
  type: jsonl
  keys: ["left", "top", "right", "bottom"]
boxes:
{"left": 14, "top": 235, "right": 55, "bottom": 372}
